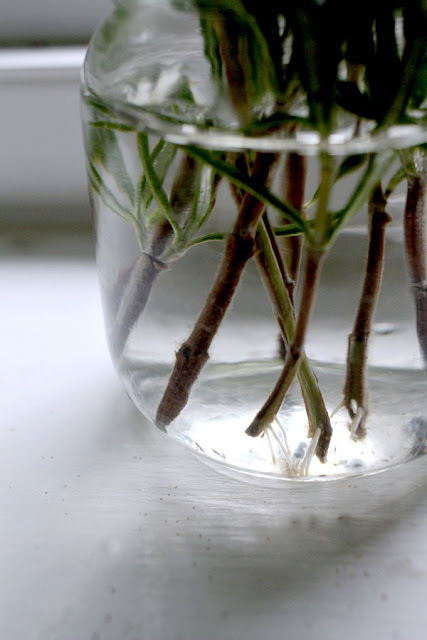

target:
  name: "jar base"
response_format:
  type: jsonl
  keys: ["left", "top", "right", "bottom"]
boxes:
{"left": 122, "top": 359, "right": 427, "bottom": 482}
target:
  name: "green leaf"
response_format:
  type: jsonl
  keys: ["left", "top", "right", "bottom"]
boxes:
{"left": 244, "top": 112, "right": 308, "bottom": 135}
{"left": 337, "top": 154, "right": 368, "bottom": 180}
{"left": 410, "top": 57, "right": 427, "bottom": 109}
{"left": 137, "top": 132, "right": 182, "bottom": 239}
{"left": 330, "top": 150, "right": 396, "bottom": 240}
{"left": 189, "top": 231, "right": 228, "bottom": 247}
{"left": 305, "top": 154, "right": 367, "bottom": 211}
{"left": 183, "top": 145, "right": 309, "bottom": 234}
{"left": 85, "top": 123, "right": 135, "bottom": 204}
{"left": 88, "top": 161, "right": 136, "bottom": 225}
{"left": 385, "top": 165, "right": 406, "bottom": 196}
{"left": 135, "top": 139, "right": 177, "bottom": 221}
{"left": 272, "top": 224, "right": 304, "bottom": 238}
{"left": 88, "top": 121, "right": 134, "bottom": 132}
{"left": 335, "top": 82, "right": 382, "bottom": 121}
{"left": 183, "top": 164, "right": 217, "bottom": 242}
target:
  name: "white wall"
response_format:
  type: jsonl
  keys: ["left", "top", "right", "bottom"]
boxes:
{"left": 1, "top": 1, "right": 111, "bottom": 224}
{"left": 1, "top": 0, "right": 110, "bottom": 44}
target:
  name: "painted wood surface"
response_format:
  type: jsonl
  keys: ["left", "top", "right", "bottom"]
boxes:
{"left": 1, "top": 229, "right": 427, "bottom": 640}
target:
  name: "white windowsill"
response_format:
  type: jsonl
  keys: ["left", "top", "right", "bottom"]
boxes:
{"left": 1, "top": 226, "right": 427, "bottom": 640}
{"left": 0, "top": 46, "right": 86, "bottom": 76}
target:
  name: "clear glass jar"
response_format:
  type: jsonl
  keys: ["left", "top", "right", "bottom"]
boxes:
{"left": 81, "top": 0, "right": 427, "bottom": 482}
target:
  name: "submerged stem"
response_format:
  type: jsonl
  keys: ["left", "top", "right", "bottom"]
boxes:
{"left": 246, "top": 247, "right": 325, "bottom": 437}
{"left": 402, "top": 151, "right": 427, "bottom": 365}
{"left": 343, "top": 184, "right": 391, "bottom": 439}
{"left": 255, "top": 216, "right": 332, "bottom": 460}
{"left": 108, "top": 151, "right": 201, "bottom": 360}
{"left": 284, "top": 152, "right": 306, "bottom": 294}
{"left": 246, "top": 150, "right": 334, "bottom": 440}
{"left": 156, "top": 153, "right": 279, "bottom": 428}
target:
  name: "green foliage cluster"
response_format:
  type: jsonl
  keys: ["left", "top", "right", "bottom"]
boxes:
{"left": 196, "top": 0, "right": 427, "bottom": 133}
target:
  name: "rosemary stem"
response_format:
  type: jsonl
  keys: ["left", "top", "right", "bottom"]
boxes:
{"left": 155, "top": 153, "right": 278, "bottom": 428}
{"left": 246, "top": 246, "right": 325, "bottom": 437}
{"left": 330, "top": 151, "right": 395, "bottom": 241}
{"left": 255, "top": 216, "right": 332, "bottom": 460}
{"left": 313, "top": 152, "right": 335, "bottom": 247}
{"left": 284, "top": 152, "right": 306, "bottom": 292}
{"left": 343, "top": 185, "right": 391, "bottom": 438}
{"left": 108, "top": 152, "right": 200, "bottom": 361}
{"left": 213, "top": 18, "right": 250, "bottom": 124}
{"left": 246, "top": 151, "right": 334, "bottom": 439}
{"left": 402, "top": 152, "right": 427, "bottom": 365}
{"left": 108, "top": 252, "right": 166, "bottom": 361}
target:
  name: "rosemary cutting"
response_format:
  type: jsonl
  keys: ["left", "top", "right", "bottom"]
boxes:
{"left": 84, "top": 0, "right": 427, "bottom": 469}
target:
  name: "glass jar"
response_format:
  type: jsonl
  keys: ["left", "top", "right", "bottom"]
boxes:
{"left": 81, "top": 0, "right": 427, "bottom": 481}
